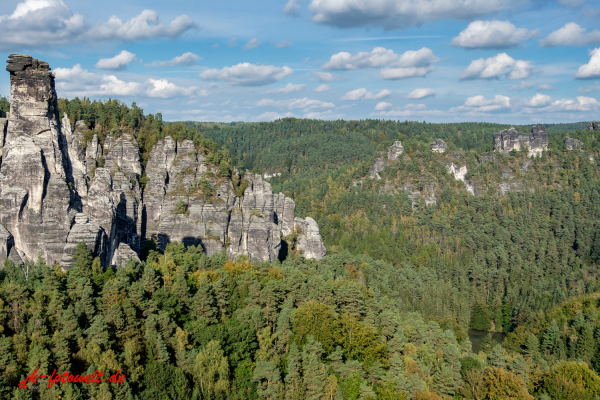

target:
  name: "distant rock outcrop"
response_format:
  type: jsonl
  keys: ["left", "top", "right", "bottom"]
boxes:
{"left": 589, "top": 122, "right": 599, "bottom": 131}
{"left": 446, "top": 163, "right": 474, "bottom": 195}
{"left": 370, "top": 141, "right": 404, "bottom": 179}
{"left": 430, "top": 139, "right": 447, "bottom": 153}
{"left": 565, "top": 136, "right": 583, "bottom": 150}
{"left": 493, "top": 124, "right": 548, "bottom": 157}
{"left": 387, "top": 141, "right": 404, "bottom": 160}
{"left": 0, "top": 54, "right": 326, "bottom": 268}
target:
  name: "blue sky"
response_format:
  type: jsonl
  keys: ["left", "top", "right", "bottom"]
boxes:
{"left": 1, "top": 0, "right": 600, "bottom": 124}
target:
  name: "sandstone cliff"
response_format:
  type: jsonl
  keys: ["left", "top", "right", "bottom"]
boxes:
{"left": 0, "top": 55, "right": 326, "bottom": 268}
{"left": 493, "top": 124, "right": 548, "bottom": 157}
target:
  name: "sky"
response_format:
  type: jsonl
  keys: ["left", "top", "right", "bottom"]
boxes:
{"left": 1, "top": 0, "right": 600, "bottom": 124}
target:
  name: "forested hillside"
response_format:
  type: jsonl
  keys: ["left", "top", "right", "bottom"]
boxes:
{"left": 2, "top": 96, "right": 600, "bottom": 399}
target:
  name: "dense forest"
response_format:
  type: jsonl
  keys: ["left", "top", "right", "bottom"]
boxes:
{"left": 1, "top": 97, "right": 600, "bottom": 398}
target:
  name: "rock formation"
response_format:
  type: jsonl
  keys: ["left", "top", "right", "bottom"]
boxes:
{"left": 565, "top": 136, "right": 583, "bottom": 150}
{"left": 589, "top": 122, "right": 599, "bottom": 131}
{"left": 370, "top": 141, "right": 404, "bottom": 179}
{"left": 446, "top": 163, "right": 474, "bottom": 195}
{"left": 493, "top": 124, "right": 548, "bottom": 157}
{"left": 0, "top": 54, "right": 326, "bottom": 268}
{"left": 387, "top": 141, "right": 404, "bottom": 160}
{"left": 430, "top": 139, "right": 447, "bottom": 153}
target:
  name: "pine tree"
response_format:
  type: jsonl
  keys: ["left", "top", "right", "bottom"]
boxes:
{"left": 542, "top": 320, "right": 566, "bottom": 361}
{"left": 523, "top": 334, "right": 540, "bottom": 360}
{"left": 574, "top": 323, "right": 596, "bottom": 363}
{"left": 481, "top": 333, "right": 495, "bottom": 354}
{"left": 192, "top": 280, "right": 218, "bottom": 324}
{"left": 253, "top": 361, "right": 282, "bottom": 400}
{"left": 302, "top": 337, "right": 327, "bottom": 400}
{"left": 285, "top": 343, "right": 305, "bottom": 400}
{"left": 432, "top": 364, "right": 456, "bottom": 397}
{"left": 487, "top": 344, "right": 506, "bottom": 368}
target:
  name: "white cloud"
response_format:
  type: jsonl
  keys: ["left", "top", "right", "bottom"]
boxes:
{"left": 575, "top": 48, "right": 600, "bottom": 79}
{"left": 256, "top": 111, "right": 297, "bottom": 121}
{"left": 0, "top": 0, "right": 86, "bottom": 48}
{"left": 404, "top": 103, "right": 427, "bottom": 110}
{"left": 201, "top": 63, "right": 293, "bottom": 86}
{"left": 323, "top": 47, "right": 398, "bottom": 70}
{"left": 88, "top": 10, "right": 195, "bottom": 41}
{"left": 450, "top": 95, "right": 511, "bottom": 113}
{"left": 578, "top": 82, "right": 600, "bottom": 93}
{"left": 451, "top": 20, "right": 538, "bottom": 49}
{"left": 95, "top": 50, "right": 137, "bottom": 70}
{"left": 509, "top": 81, "right": 534, "bottom": 91}
{"left": 55, "top": 64, "right": 201, "bottom": 99}
{"left": 54, "top": 64, "right": 141, "bottom": 97}
{"left": 149, "top": 52, "right": 200, "bottom": 67}
{"left": 540, "top": 23, "right": 600, "bottom": 47}
{"left": 244, "top": 38, "right": 261, "bottom": 49}
{"left": 460, "top": 53, "right": 533, "bottom": 80}
{"left": 380, "top": 48, "right": 439, "bottom": 79}
{"left": 146, "top": 79, "right": 198, "bottom": 98}
{"left": 543, "top": 96, "right": 600, "bottom": 112}
{"left": 310, "top": 71, "right": 341, "bottom": 82}
{"left": 342, "top": 88, "right": 392, "bottom": 100}
{"left": 375, "top": 102, "right": 392, "bottom": 110}
{"left": 314, "top": 84, "right": 330, "bottom": 91}
{"left": 303, "top": 110, "right": 345, "bottom": 119}
{"left": 256, "top": 97, "right": 335, "bottom": 111}
{"left": 0, "top": 1, "right": 195, "bottom": 49}
{"left": 406, "top": 88, "right": 436, "bottom": 99}
{"left": 322, "top": 47, "right": 438, "bottom": 79}
{"left": 275, "top": 40, "right": 293, "bottom": 48}
{"left": 266, "top": 83, "right": 306, "bottom": 93}
{"left": 508, "top": 60, "right": 534, "bottom": 80}
{"left": 371, "top": 105, "right": 445, "bottom": 118}
{"left": 308, "top": 0, "right": 517, "bottom": 29}
{"left": 526, "top": 93, "right": 552, "bottom": 107}
{"left": 537, "top": 84, "right": 554, "bottom": 91}
{"left": 283, "top": 0, "right": 302, "bottom": 15}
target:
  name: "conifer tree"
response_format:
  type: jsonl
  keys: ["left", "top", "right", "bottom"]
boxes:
{"left": 192, "top": 280, "right": 218, "bottom": 324}
{"left": 285, "top": 343, "right": 305, "bottom": 400}
{"left": 253, "top": 361, "right": 282, "bottom": 400}
{"left": 302, "top": 336, "right": 327, "bottom": 400}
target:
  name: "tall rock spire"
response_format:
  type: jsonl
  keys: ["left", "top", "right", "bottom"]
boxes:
{"left": 0, "top": 54, "right": 326, "bottom": 269}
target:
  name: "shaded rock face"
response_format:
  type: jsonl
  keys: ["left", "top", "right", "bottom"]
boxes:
{"left": 565, "top": 136, "right": 584, "bottom": 150}
{"left": 493, "top": 125, "right": 548, "bottom": 157}
{"left": 589, "top": 122, "right": 599, "bottom": 131}
{"left": 402, "top": 183, "right": 436, "bottom": 209}
{"left": 0, "top": 54, "right": 326, "bottom": 268}
{"left": 430, "top": 139, "right": 447, "bottom": 153}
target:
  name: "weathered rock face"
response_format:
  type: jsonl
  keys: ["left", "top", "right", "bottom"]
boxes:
{"left": 430, "top": 139, "right": 447, "bottom": 153}
{"left": 369, "top": 158, "right": 386, "bottom": 180}
{"left": 387, "top": 141, "right": 404, "bottom": 160}
{"left": 565, "top": 136, "right": 584, "bottom": 150}
{"left": 446, "top": 163, "right": 474, "bottom": 195}
{"left": 370, "top": 141, "right": 405, "bottom": 179}
{"left": 293, "top": 217, "right": 326, "bottom": 259}
{"left": 589, "top": 122, "right": 599, "bottom": 131}
{"left": 493, "top": 125, "right": 548, "bottom": 157}
{"left": 0, "top": 54, "right": 327, "bottom": 268}
{"left": 0, "top": 118, "right": 7, "bottom": 164}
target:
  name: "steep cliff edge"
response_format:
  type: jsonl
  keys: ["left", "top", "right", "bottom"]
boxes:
{"left": 0, "top": 55, "right": 326, "bottom": 268}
